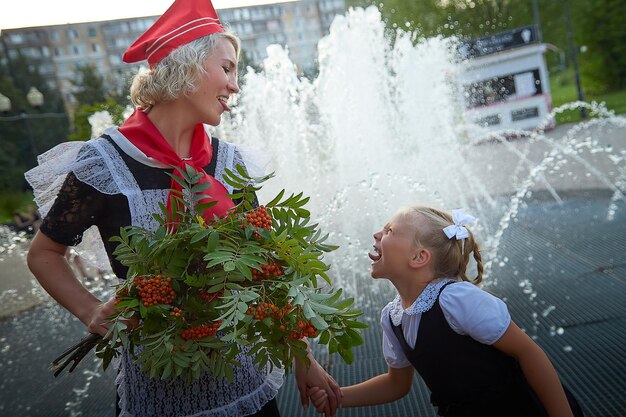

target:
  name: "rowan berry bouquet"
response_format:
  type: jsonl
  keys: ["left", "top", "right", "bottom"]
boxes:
{"left": 51, "top": 164, "right": 365, "bottom": 382}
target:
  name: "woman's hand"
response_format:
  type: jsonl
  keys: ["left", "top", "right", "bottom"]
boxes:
{"left": 87, "top": 297, "right": 139, "bottom": 338}
{"left": 295, "top": 353, "right": 341, "bottom": 417}
{"left": 86, "top": 297, "right": 118, "bottom": 337}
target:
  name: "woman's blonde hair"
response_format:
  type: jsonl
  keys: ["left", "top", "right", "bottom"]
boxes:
{"left": 129, "top": 31, "right": 240, "bottom": 108}
{"left": 401, "top": 206, "right": 483, "bottom": 285}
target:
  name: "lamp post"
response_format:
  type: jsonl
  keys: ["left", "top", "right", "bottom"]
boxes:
{"left": 0, "top": 87, "right": 66, "bottom": 165}
{"left": 563, "top": 0, "right": 586, "bottom": 119}
{"left": 23, "top": 87, "right": 44, "bottom": 162}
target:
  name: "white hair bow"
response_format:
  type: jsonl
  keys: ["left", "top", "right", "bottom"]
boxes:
{"left": 442, "top": 209, "right": 477, "bottom": 240}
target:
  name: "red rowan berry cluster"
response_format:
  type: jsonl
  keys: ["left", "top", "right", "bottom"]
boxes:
{"left": 290, "top": 320, "right": 317, "bottom": 339}
{"left": 198, "top": 289, "right": 223, "bottom": 303}
{"left": 246, "top": 302, "right": 292, "bottom": 320}
{"left": 181, "top": 320, "right": 223, "bottom": 341}
{"left": 133, "top": 275, "right": 176, "bottom": 307}
{"left": 251, "top": 263, "right": 283, "bottom": 281}
{"left": 115, "top": 288, "right": 129, "bottom": 305}
{"left": 245, "top": 206, "right": 272, "bottom": 230}
{"left": 170, "top": 307, "right": 184, "bottom": 319}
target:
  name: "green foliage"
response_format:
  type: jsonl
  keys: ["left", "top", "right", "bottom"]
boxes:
{"left": 575, "top": 0, "right": 626, "bottom": 93}
{"left": 0, "top": 55, "right": 69, "bottom": 175}
{"left": 71, "top": 64, "right": 107, "bottom": 106}
{"left": 346, "top": 0, "right": 624, "bottom": 99}
{"left": 347, "top": 0, "right": 530, "bottom": 39}
{"left": 97, "top": 165, "right": 365, "bottom": 381}
{"left": 550, "top": 69, "right": 626, "bottom": 123}
{"left": 0, "top": 191, "right": 34, "bottom": 222}
{"left": 0, "top": 142, "right": 26, "bottom": 193}
{"left": 68, "top": 98, "right": 127, "bottom": 141}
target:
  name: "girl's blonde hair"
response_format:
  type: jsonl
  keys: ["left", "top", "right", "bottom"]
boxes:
{"left": 401, "top": 206, "right": 483, "bottom": 285}
{"left": 129, "top": 31, "right": 241, "bottom": 109}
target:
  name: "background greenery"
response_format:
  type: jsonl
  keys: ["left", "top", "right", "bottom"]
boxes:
{"left": 1, "top": 0, "right": 625, "bottom": 219}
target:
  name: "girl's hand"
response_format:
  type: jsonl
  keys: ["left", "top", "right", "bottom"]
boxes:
{"left": 307, "top": 386, "right": 330, "bottom": 413}
{"left": 295, "top": 354, "right": 341, "bottom": 417}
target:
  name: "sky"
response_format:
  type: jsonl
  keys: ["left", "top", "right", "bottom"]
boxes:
{"left": 0, "top": 0, "right": 292, "bottom": 30}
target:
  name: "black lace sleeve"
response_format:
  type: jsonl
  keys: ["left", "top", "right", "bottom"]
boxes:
{"left": 39, "top": 171, "right": 105, "bottom": 246}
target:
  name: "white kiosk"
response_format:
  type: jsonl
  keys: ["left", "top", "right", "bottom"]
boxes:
{"left": 459, "top": 25, "right": 554, "bottom": 139}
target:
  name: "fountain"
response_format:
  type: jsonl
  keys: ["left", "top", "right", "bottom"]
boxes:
{"left": 1, "top": 5, "right": 624, "bottom": 416}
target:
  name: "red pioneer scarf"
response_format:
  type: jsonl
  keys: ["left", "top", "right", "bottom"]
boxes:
{"left": 119, "top": 109, "right": 234, "bottom": 225}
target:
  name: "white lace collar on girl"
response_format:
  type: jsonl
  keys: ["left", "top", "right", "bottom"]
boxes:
{"left": 389, "top": 278, "right": 456, "bottom": 326}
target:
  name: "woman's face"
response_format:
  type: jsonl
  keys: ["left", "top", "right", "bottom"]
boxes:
{"left": 186, "top": 37, "right": 240, "bottom": 126}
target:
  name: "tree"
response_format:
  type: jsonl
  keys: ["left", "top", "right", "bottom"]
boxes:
{"left": 574, "top": 0, "right": 626, "bottom": 93}
{"left": 72, "top": 64, "right": 107, "bottom": 106}
{"left": 346, "top": 0, "right": 624, "bottom": 96}
{"left": 346, "top": 0, "right": 532, "bottom": 39}
{"left": 238, "top": 48, "right": 262, "bottom": 85}
{"left": 0, "top": 54, "right": 69, "bottom": 183}
{"left": 68, "top": 98, "right": 127, "bottom": 142}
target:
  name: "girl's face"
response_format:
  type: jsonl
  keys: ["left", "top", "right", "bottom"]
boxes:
{"left": 185, "top": 37, "right": 240, "bottom": 126}
{"left": 370, "top": 212, "right": 418, "bottom": 279}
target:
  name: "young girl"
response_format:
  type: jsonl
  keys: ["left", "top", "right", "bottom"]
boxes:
{"left": 308, "top": 206, "right": 583, "bottom": 417}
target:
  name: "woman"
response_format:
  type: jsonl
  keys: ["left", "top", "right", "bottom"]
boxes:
{"left": 26, "top": 0, "right": 339, "bottom": 416}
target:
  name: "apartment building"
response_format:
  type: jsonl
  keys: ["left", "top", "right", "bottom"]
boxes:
{"left": 0, "top": 18, "right": 153, "bottom": 110}
{"left": 0, "top": 0, "right": 345, "bottom": 112}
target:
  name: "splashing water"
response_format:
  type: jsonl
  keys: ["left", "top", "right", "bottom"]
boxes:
{"left": 214, "top": 6, "right": 625, "bottom": 298}
{"left": 0, "top": 6, "right": 624, "bottom": 415}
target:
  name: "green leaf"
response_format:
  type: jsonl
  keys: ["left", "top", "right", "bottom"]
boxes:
{"left": 205, "top": 230, "right": 220, "bottom": 252}
{"left": 195, "top": 201, "right": 218, "bottom": 213}
{"left": 338, "top": 347, "right": 354, "bottom": 364}
{"left": 346, "top": 319, "right": 368, "bottom": 329}
{"left": 266, "top": 189, "right": 285, "bottom": 207}
{"left": 303, "top": 302, "right": 315, "bottom": 320}
{"left": 318, "top": 330, "right": 331, "bottom": 345}
{"left": 190, "top": 228, "right": 211, "bottom": 244}
{"left": 162, "top": 361, "right": 172, "bottom": 380}
{"left": 309, "top": 301, "right": 338, "bottom": 315}
{"left": 311, "top": 315, "right": 329, "bottom": 330}
{"left": 346, "top": 328, "right": 364, "bottom": 345}
{"left": 191, "top": 182, "right": 211, "bottom": 193}
{"left": 234, "top": 260, "right": 252, "bottom": 280}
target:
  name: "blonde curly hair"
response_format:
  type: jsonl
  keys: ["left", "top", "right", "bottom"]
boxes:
{"left": 129, "top": 31, "right": 240, "bottom": 109}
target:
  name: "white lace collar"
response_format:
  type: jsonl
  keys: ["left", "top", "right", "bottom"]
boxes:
{"left": 389, "top": 278, "right": 456, "bottom": 326}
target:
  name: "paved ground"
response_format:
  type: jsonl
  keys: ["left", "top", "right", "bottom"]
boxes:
{"left": 0, "top": 120, "right": 624, "bottom": 416}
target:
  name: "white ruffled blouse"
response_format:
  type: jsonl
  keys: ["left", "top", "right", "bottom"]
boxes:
{"left": 381, "top": 278, "right": 511, "bottom": 369}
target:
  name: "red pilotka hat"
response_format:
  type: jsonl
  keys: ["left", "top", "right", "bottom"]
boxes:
{"left": 122, "top": 0, "right": 224, "bottom": 67}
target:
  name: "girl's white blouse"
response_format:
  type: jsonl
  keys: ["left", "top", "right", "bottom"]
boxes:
{"left": 381, "top": 278, "right": 511, "bottom": 369}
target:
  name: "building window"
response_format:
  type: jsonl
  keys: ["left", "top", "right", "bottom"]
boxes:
{"left": 464, "top": 69, "right": 542, "bottom": 108}
{"left": 88, "top": 27, "right": 97, "bottom": 37}
{"left": 72, "top": 45, "right": 80, "bottom": 55}
{"left": 68, "top": 29, "right": 79, "bottom": 39}
{"left": 92, "top": 43, "right": 100, "bottom": 53}
{"left": 10, "top": 33, "right": 24, "bottom": 44}
{"left": 50, "top": 30, "right": 60, "bottom": 41}
{"left": 55, "top": 47, "right": 62, "bottom": 57}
